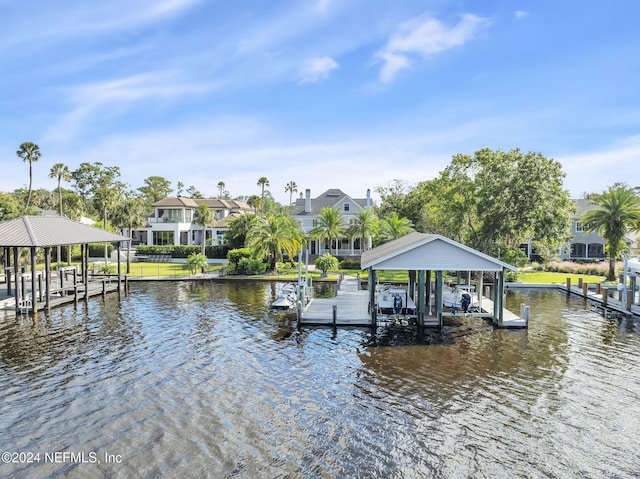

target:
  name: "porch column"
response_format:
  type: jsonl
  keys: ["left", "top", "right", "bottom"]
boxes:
{"left": 426, "top": 270, "right": 432, "bottom": 316}
{"left": 30, "top": 246, "right": 37, "bottom": 318}
{"left": 408, "top": 270, "right": 416, "bottom": 300}
{"left": 45, "top": 247, "right": 51, "bottom": 313}
{"left": 369, "top": 268, "right": 377, "bottom": 328}
{"left": 435, "top": 270, "right": 443, "bottom": 327}
{"left": 417, "top": 270, "right": 425, "bottom": 327}
{"left": 117, "top": 243, "right": 122, "bottom": 300}
{"left": 493, "top": 270, "right": 505, "bottom": 326}
{"left": 84, "top": 244, "right": 90, "bottom": 300}
{"left": 13, "top": 247, "right": 20, "bottom": 315}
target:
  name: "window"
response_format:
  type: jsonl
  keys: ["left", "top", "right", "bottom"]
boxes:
{"left": 571, "top": 243, "right": 586, "bottom": 258}
{"left": 576, "top": 221, "right": 591, "bottom": 232}
{"left": 343, "top": 203, "right": 350, "bottom": 212}
{"left": 153, "top": 231, "right": 174, "bottom": 246}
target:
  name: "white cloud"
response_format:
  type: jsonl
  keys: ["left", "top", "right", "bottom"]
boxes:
{"left": 514, "top": 10, "right": 529, "bottom": 19}
{"left": 377, "top": 14, "right": 490, "bottom": 83}
{"left": 557, "top": 135, "right": 640, "bottom": 196}
{"left": 42, "top": 72, "right": 213, "bottom": 144}
{"left": 299, "top": 56, "right": 339, "bottom": 83}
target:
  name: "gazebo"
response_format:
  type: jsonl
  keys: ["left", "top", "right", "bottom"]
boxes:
{"left": 0, "top": 216, "right": 130, "bottom": 316}
{"left": 361, "top": 232, "right": 517, "bottom": 328}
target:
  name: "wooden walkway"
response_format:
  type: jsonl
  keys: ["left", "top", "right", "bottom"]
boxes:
{"left": 301, "top": 276, "right": 371, "bottom": 326}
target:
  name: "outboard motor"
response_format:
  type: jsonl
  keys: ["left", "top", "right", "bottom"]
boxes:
{"left": 461, "top": 293, "right": 471, "bottom": 313}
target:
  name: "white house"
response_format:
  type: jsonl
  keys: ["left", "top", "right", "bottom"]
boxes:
{"left": 126, "top": 197, "right": 252, "bottom": 247}
{"left": 291, "top": 188, "right": 373, "bottom": 258}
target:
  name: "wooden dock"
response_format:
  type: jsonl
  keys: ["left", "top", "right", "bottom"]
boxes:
{"left": 300, "top": 276, "right": 527, "bottom": 328}
{"left": 0, "top": 278, "right": 122, "bottom": 319}
{"left": 301, "top": 276, "right": 371, "bottom": 326}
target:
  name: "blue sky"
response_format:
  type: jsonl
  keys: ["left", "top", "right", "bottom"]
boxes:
{"left": 1, "top": 0, "right": 639, "bottom": 205}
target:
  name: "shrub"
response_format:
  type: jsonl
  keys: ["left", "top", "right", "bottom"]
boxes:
{"left": 315, "top": 253, "right": 339, "bottom": 274}
{"left": 236, "top": 257, "right": 267, "bottom": 275}
{"left": 88, "top": 243, "right": 113, "bottom": 257}
{"left": 185, "top": 252, "right": 208, "bottom": 274}
{"left": 339, "top": 259, "right": 361, "bottom": 270}
{"left": 227, "top": 248, "right": 252, "bottom": 269}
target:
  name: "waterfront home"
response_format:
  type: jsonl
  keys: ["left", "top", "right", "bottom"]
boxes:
{"left": 290, "top": 188, "right": 373, "bottom": 260}
{"left": 124, "top": 197, "right": 252, "bottom": 247}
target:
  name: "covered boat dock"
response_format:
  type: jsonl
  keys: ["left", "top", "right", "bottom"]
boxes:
{"left": 0, "top": 215, "right": 130, "bottom": 318}
{"left": 361, "top": 232, "right": 522, "bottom": 328}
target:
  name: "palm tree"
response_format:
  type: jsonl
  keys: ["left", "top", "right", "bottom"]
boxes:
{"left": 93, "top": 183, "right": 125, "bottom": 265}
{"left": 581, "top": 186, "right": 640, "bottom": 280}
{"left": 257, "top": 176, "right": 269, "bottom": 214}
{"left": 246, "top": 214, "right": 304, "bottom": 270}
{"left": 247, "top": 195, "right": 262, "bottom": 215}
{"left": 49, "top": 163, "right": 72, "bottom": 264}
{"left": 194, "top": 203, "right": 214, "bottom": 260}
{"left": 113, "top": 197, "right": 148, "bottom": 273}
{"left": 16, "top": 142, "right": 41, "bottom": 209}
{"left": 285, "top": 181, "right": 298, "bottom": 209}
{"left": 225, "top": 213, "right": 256, "bottom": 249}
{"left": 217, "top": 181, "right": 226, "bottom": 199}
{"left": 348, "top": 209, "right": 378, "bottom": 252}
{"left": 378, "top": 212, "right": 414, "bottom": 243}
{"left": 49, "top": 163, "right": 71, "bottom": 217}
{"left": 310, "top": 206, "right": 346, "bottom": 255}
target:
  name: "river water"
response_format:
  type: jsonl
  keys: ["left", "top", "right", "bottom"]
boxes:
{"left": 1, "top": 282, "right": 639, "bottom": 478}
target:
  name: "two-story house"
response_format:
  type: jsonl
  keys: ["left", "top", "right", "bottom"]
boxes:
{"left": 126, "top": 197, "right": 252, "bottom": 247}
{"left": 558, "top": 198, "right": 638, "bottom": 261}
{"left": 291, "top": 188, "right": 373, "bottom": 259}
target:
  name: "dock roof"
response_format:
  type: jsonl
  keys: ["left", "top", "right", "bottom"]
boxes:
{"left": 0, "top": 216, "right": 129, "bottom": 248}
{"left": 361, "top": 232, "right": 516, "bottom": 272}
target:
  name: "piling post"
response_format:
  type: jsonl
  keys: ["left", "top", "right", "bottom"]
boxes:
{"left": 627, "top": 290, "right": 633, "bottom": 311}
{"left": 596, "top": 283, "right": 601, "bottom": 295}
{"left": 566, "top": 277, "right": 571, "bottom": 293}
{"left": 582, "top": 282, "right": 589, "bottom": 296}
{"left": 102, "top": 280, "right": 106, "bottom": 301}
{"left": 578, "top": 277, "right": 583, "bottom": 288}
{"left": 332, "top": 305, "right": 337, "bottom": 325}
{"left": 602, "top": 287, "right": 608, "bottom": 307}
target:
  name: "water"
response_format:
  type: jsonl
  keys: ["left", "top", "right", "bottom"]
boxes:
{"left": 1, "top": 282, "right": 639, "bottom": 478}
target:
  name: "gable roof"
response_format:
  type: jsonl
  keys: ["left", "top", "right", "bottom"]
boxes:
{"left": 361, "top": 232, "right": 516, "bottom": 272}
{"left": 0, "top": 216, "right": 129, "bottom": 247}
{"left": 292, "top": 189, "right": 368, "bottom": 215}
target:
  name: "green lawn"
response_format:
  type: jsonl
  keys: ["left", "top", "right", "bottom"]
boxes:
{"left": 514, "top": 270, "right": 608, "bottom": 284}
{"left": 53, "top": 262, "right": 611, "bottom": 285}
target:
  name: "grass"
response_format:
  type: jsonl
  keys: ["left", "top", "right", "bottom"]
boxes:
{"left": 514, "top": 270, "right": 608, "bottom": 284}
{"left": 46, "top": 262, "right": 614, "bottom": 285}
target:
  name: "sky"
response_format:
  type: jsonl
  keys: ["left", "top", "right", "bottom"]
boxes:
{"left": 1, "top": 0, "right": 639, "bottom": 206}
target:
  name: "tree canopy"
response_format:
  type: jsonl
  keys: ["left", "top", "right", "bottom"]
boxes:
{"left": 387, "top": 148, "right": 575, "bottom": 259}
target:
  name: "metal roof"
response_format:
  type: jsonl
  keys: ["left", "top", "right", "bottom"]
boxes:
{"left": 361, "top": 232, "right": 516, "bottom": 272}
{"left": 0, "top": 216, "right": 130, "bottom": 247}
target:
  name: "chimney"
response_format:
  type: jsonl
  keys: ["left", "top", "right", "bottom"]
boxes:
{"left": 366, "top": 188, "right": 371, "bottom": 209}
{"left": 305, "top": 189, "right": 311, "bottom": 213}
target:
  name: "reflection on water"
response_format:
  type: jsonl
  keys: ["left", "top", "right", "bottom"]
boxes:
{"left": 1, "top": 283, "right": 640, "bottom": 478}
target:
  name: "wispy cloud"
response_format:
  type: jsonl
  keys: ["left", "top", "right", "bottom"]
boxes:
{"left": 377, "top": 14, "right": 491, "bottom": 83}
{"left": 514, "top": 10, "right": 529, "bottom": 19}
{"left": 299, "top": 56, "right": 339, "bottom": 83}
{"left": 43, "top": 72, "right": 212, "bottom": 143}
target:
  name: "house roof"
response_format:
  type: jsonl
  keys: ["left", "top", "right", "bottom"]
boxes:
{"left": 292, "top": 189, "right": 368, "bottom": 216}
{"left": 361, "top": 232, "right": 516, "bottom": 272}
{"left": 152, "top": 197, "right": 251, "bottom": 211}
{"left": 0, "top": 216, "right": 129, "bottom": 247}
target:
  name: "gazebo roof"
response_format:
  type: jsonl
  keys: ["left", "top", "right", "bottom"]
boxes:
{"left": 0, "top": 216, "right": 129, "bottom": 248}
{"left": 361, "top": 232, "right": 516, "bottom": 272}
